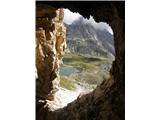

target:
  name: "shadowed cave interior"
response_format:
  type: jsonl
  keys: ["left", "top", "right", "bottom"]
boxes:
{"left": 36, "top": 1, "right": 125, "bottom": 120}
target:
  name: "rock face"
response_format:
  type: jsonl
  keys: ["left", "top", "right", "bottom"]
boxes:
{"left": 36, "top": 1, "right": 125, "bottom": 120}
{"left": 65, "top": 17, "right": 115, "bottom": 58}
{"left": 36, "top": 4, "right": 66, "bottom": 113}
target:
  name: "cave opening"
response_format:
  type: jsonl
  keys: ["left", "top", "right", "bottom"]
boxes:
{"left": 36, "top": 2, "right": 125, "bottom": 120}
{"left": 57, "top": 8, "right": 115, "bottom": 107}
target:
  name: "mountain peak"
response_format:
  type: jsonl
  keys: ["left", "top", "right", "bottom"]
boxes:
{"left": 69, "top": 16, "right": 113, "bottom": 35}
{"left": 65, "top": 17, "right": 115, "bottom": 58}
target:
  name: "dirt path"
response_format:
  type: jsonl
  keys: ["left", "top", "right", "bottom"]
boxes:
{"left": 56, "top": 84, "right": 92, "bottom": 107}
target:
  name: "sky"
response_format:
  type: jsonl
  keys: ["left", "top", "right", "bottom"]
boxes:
{"left": 63, "top": 9, "right": 113, "bottom": 35}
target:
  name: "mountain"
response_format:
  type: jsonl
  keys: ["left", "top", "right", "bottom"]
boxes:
{"left": 64, "top": 17, "right": 115, "bottom": 58}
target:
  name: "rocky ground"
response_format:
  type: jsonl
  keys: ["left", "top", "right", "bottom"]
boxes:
{"left": 57, "top": 85, "right": 91, "bottom": 107}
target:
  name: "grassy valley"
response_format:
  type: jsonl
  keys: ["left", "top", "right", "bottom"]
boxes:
{"left": 59, "top": 53, "right": 113, "bottom": 91}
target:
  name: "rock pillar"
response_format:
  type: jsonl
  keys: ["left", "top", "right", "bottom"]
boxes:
{"left": 36, "top": 4, "right": 66, "bottom": 112}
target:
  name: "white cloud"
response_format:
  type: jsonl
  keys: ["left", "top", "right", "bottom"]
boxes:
{"left": 63, "top": 9, "right": 113, "bottom": 35}
{"left": 83, "top": 16, "right": 113, "bottom": 35}
{"left": 64, "top": 9, "right": 82, "bottom": 25}
{"left": 97, "top": 22, "right": 114, "bottom": 35}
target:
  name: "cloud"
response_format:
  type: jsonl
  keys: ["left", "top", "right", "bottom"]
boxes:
{"left": 96, "top": 22, "right": 113, "bottom": 35}
{"left": 64, "top": 9, "right": 82, "bottom": 25}
{"left": 63, "top": 9, "right": 113, "bottom": 35}
{"left": 83, "top": 16, "right": 113, "bottom": 35}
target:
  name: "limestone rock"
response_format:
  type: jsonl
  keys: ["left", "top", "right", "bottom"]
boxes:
{"left": 36, "top": 4, "right": 66, "bottom": 107}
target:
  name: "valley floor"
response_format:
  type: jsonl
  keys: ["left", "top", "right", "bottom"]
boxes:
{"left": 57, "top": 53, "right": 113, "bottom": 107}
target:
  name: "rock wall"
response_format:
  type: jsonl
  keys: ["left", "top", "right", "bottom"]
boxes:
{"left": 36, "top": 4, "right": 66, "bottom": 115}
{"left": 36, "top": 2, "right": 125, "bottom": 120}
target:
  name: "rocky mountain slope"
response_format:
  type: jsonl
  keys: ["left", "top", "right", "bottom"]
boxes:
{"left": 64, "top": 17, "right": 115, "bottom": 58}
